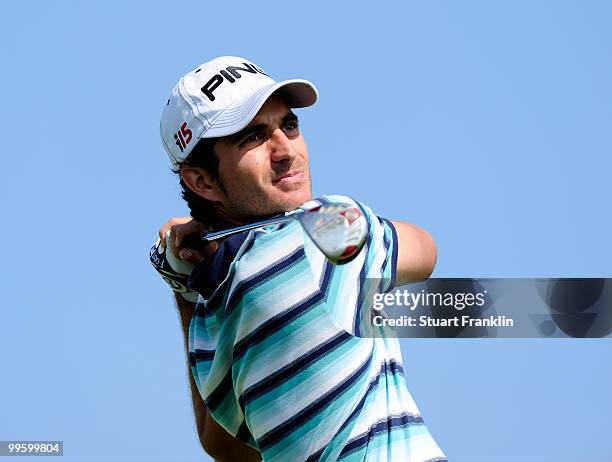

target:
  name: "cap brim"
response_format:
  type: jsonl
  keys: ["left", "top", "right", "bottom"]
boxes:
{"left": 201, "top": 79, "right": 318, "bottom": 139}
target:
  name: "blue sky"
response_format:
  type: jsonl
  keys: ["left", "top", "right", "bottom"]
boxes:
{"left": 1, "top": 1, "right": 611, "bottom": 461}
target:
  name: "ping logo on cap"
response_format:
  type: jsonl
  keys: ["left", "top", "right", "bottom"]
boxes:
{"left": 201, "top": 62, "right": 269, "bottom": 102}
{"left": 174, "top": 122, "right": 193, "bottom": 152}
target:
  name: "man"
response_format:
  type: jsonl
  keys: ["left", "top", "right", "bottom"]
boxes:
{"left": 151, "top": 56, "right": 447, "bottom": 461}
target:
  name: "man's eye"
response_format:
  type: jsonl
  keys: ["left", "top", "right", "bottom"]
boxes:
{"left": 240, "top": 132, "right": 266, "bottom": 147}
{"left": 282, "top": 121, "right": 299, "bottom": 135}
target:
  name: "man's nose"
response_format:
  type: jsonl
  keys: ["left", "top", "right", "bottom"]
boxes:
{"left": 268, "top": 129, "right": 296, "bottom": 162}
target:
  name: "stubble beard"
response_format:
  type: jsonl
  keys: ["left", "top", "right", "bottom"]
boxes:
{"left": 218, "top": 169, "right": 313, "bottom": 224}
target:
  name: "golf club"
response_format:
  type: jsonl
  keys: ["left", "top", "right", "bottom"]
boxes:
{"left": 185, "top": 203, "right": 368, "bottom": 264}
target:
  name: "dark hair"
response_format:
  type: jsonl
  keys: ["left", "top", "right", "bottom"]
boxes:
{"left": 174, "top": 138, "right": 224, "bottom": 230}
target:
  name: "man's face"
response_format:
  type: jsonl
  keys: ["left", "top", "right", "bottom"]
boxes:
{"left": 212, "top": 95, "right": 313, "bottom": 220}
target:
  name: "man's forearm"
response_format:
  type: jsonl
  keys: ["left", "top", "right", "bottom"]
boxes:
{"left": 175, "top": 293, "right": 196, "bottom": 349}
{"left": 174, "top": 294, "right": 262, "bottom": 462}
{"left": 174, "top": 294, "right": 209, "bottom": 450}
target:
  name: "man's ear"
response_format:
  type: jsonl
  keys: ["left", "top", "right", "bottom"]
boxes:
{"left": 180, "top": 167, "right": 223, "bottom": 202}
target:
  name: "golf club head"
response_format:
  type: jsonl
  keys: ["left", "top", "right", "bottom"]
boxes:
{"left": 299, "top": 203, "right": 368, "bottom": 264}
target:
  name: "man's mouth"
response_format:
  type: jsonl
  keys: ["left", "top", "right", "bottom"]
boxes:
{"left": 272, "top": 170, "right": 304, "bottom": 185}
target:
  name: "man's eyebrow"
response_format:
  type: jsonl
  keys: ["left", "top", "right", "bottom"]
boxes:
{"left": 230, "top": 123, "right": 267, "bottom": 143}
{"left": 282, "top": 111, "right": 298, "bottom": 124}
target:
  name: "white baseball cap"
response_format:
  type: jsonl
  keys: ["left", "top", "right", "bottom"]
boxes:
{"left": 160, "top": 56, "right": 318, "bottom": 167}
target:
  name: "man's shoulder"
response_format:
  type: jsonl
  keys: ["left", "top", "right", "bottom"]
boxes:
{"left": 187, "top": 221, "right": 309, "bottom": 300}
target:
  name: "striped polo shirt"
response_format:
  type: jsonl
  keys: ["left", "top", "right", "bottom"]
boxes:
{"left": 187, "top": 195, "right": 447, "bottom": 461}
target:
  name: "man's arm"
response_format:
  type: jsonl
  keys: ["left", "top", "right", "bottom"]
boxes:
{"left": 391, "top": 221, "right": 438, "bottom": 286}
{"left": 157, "top": 216, "right": 263, "bottom": 461}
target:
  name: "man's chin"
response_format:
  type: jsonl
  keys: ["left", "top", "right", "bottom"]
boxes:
{"left": 274, "top": 189, "right": 312, "bottom": 212}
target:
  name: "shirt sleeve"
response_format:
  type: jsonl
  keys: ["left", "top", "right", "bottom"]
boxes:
{"left": 358, "top": 201, "right": 399, "bottom": 293}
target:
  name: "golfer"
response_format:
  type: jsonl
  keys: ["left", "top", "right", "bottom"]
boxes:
{"left": 151, "top": 56, "right": 447, "bottom": 462}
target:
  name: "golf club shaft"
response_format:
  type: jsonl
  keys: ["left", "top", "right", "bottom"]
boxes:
{"left": 199, "top": 211, "right": 303, "bottom": 242}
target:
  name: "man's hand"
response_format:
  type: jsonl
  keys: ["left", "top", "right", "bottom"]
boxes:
{"left": 150, "top": 217, "right": 219, "bottom": 302}
{"left": 158, "top": 217, "right": 219, "bottom": 265}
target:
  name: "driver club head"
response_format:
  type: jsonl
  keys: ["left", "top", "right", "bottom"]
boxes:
{"left": 298, "top": 203, "right": 368, "bottom": 264}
